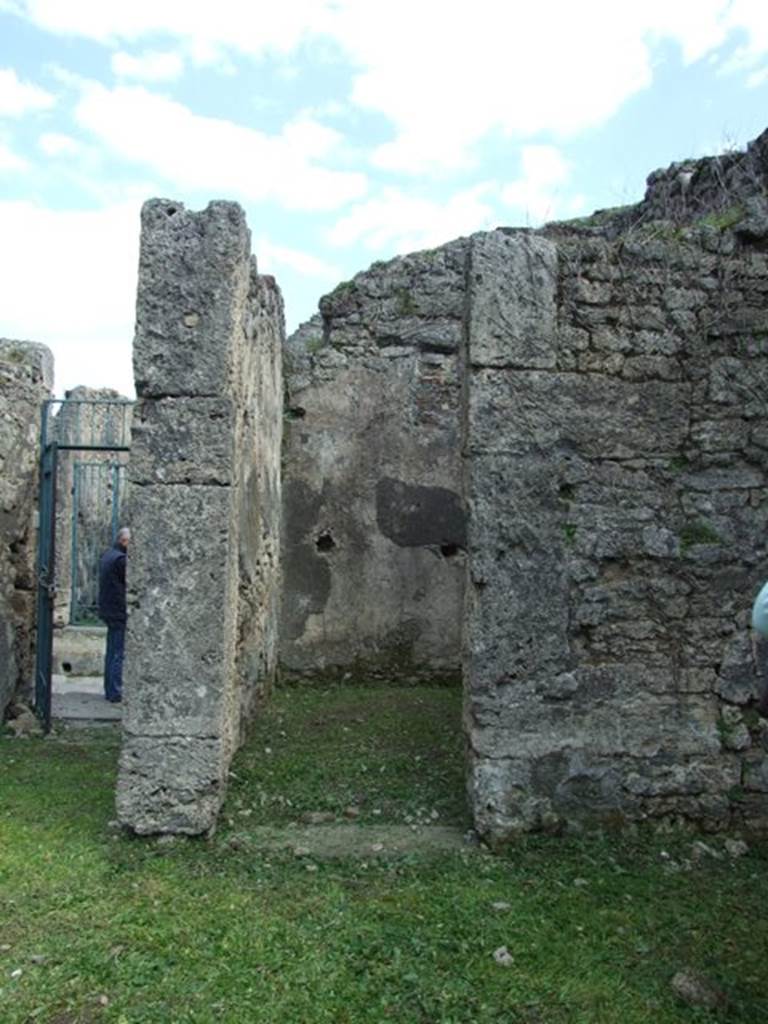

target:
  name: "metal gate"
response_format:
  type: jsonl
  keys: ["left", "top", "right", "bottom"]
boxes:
{"left": 34, "top": 398, "right": 132, "bottom": 730}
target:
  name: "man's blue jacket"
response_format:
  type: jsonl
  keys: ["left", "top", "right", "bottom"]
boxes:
{"left": 98, "top": 542, "right": 127, "bottom": 623}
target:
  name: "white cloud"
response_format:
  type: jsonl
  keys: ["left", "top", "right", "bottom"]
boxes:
{"left": 9, "top": 2, "right": 768, "bottom": 171}
{"left": 716, "top": 0, "right": 768, "bottom": 74}
{"left": 256, "top": 236, "right": 343, "bottom": 281}
{"left": 337, "top": 4, "right": 653, "bottom": 173}
{"left": 328, "top": 184, "right": 495, "bottom": 254}
{"left": 73, "top": 82, "right": 367, "bottom": 211}
{"left": 747, "top": 66, "right": 768, "bottom": 86}
{"left": 111, "top": 49, "right": 184, "bottom": 83}
{"left": 0, "top": 199, "right": 139, "bottom": 396}
{"left": 0, "top": 67, "right": 55, "bottom": 116}
{"left": 38, "top": 131, "right": 82, "bottom": 156}
{"left": 7, "top": 1, "right": 336, "bottom": 60}
{"left": 501, "top": 146, "right": 586, "bottom": 225}
{"left": 281, "top": 116, "right": 339, "bottom": 160}
{"left": 0, "top": 140, "right": 27, "bottom": 170}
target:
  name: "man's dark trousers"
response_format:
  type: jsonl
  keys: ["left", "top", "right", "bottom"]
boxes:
{"left": 99, "top": 540, "right": 127, "bottom": 703}
{"left": 103, "top": 620, "right": 125, "bottom": 702}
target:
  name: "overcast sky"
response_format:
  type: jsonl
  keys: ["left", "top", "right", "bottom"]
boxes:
{"left": 1, "top": 0, "right": 767, "bottom": 395}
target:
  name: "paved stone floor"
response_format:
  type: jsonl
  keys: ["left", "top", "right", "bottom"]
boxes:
{"left": 51, "top": 674, "right": 122, "bottom": 723}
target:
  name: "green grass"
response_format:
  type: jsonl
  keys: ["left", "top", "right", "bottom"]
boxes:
{"left": 1, "top": 688, "right": 767, "bottom": 1023}
{"left": 227, "top": 686, "right": 468, "bottom": 828}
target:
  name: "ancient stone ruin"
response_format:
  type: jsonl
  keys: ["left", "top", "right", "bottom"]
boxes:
{"left": 0, "top": 339, "right": 53, "bottom": 713}
{"left": 116, "top": 200, "right": 283, "bottom": 834}
{"left": 2, "top": 129, "right": 768, "bottom": 842}
{"left": 284, "top": 129, "right": 768, "bottom": 839}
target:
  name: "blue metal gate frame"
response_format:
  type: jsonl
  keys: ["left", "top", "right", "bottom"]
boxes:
{"left": 34, "top": 398, "right": 132, "bottom": 731}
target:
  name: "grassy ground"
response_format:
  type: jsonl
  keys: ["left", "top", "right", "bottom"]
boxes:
{"left": 0, "top": 685, "right": 766, "bottom": 1023}
{"left": 226, "top": 685, "right": 469, "bottom": 829}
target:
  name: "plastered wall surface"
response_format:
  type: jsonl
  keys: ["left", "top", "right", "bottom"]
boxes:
{"left": 281, "top": 243, "right": 468, "bottom": 680}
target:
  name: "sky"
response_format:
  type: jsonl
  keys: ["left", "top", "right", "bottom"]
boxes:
{"left": 0, "top": 1, "right": 767, "bottom": 397}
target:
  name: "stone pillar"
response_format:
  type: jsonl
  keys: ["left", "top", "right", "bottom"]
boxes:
{"left": 462, "top": 232, "right": 567, "bottom": 841}
{"left": 116, "top": 199, "right": 283, "bottom": 834}
{"left": 0, "top": 339, "right": 53, "bottom": 714}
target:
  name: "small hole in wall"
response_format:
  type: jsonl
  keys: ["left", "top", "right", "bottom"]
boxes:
{"left": 287, "top": 406, "right": 306, "bottom": 420}
{"left": 62, "top": 661, "right": 72, "bottom": 674}
{"left": 166, "top": 206, "right": 178, "bottom": 217}
{"left": 316, "top": 532, "right": 336, "bottom": 552}
{"left": 440, "top": 543, "right": 461, "bottom": 558}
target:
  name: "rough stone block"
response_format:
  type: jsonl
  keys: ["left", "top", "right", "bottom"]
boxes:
{"left": 133, "top": 200, "right": 250, "bottom": 398}
{"left": 123, "top": 484, "right": 236, "bottom": 738}
{"left": 468, "top": 370, "right": 690, "bottom": 458}
{"left": 128, "top": 397, "right": 236, "bottom": 485}
{"left": 469, "top": 231, "right": 558, "bottom": 369}
{"left": 465, "top": 454, "right": 569, "bottom": 685}
{"left": 467, "top": 685, "right": 719, "bottom": 760}
{"left": 116, "top": 735, "right": 226, "bottom": 834}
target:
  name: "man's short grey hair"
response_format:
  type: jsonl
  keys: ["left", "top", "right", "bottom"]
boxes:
{"left": 116, "top": 526, "right": 131, "bottom": 543}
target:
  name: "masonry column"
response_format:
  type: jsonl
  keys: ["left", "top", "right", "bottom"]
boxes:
{"left": 116, "top": 199, "right": 283, "bottom": 835}
{"left": 462, "top": 231, "right": 566, "bottom": 843}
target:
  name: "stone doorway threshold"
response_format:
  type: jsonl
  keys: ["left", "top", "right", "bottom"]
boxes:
{"left": 223, "top": 824, "right": 479, "bottom": 859}
{"left": 52, "top": 674, "right": 121, "bottom": 724}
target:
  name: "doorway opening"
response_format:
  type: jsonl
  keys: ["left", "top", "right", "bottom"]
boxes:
{"left": 34, "top": 397, "right": 132, "bottom": 731}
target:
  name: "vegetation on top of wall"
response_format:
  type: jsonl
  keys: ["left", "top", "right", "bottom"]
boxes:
{"left": 696, "top": 204, "right": 745, "bottom": 232}
{"left": 324, "top": 279, "right": 355, "bottom": 302}
{"left": 305, "top": 335, "right": 324, "bottom": 354}
{"left": 549, "top": 204, "right": 635, "bottom": 231}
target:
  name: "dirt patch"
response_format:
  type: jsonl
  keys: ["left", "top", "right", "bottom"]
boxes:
{"left": 223, "top": 824, "right": 479, "bottom": 859}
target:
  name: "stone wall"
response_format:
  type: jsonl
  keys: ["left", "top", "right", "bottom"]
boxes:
{"left": 281, "top": 243, "right": 468, "bottom": 680}
{"left": 234, "top": 266, "right": 284, "bottom": 720}
{"left": 0, "top": 339, "right": 53, "bottom": 714}
{"left": 116, "top": 199, "right": 283, "bottom": 834}
{"left": 286, "top": 128, "right": 768, "bottom": 838}
{"left": 464, "top": 136, "right": 768, "bottom": 841}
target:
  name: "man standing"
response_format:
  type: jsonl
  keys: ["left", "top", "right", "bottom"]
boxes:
{"left": 98, "top": 526, "right": 130, "bottom": 704}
